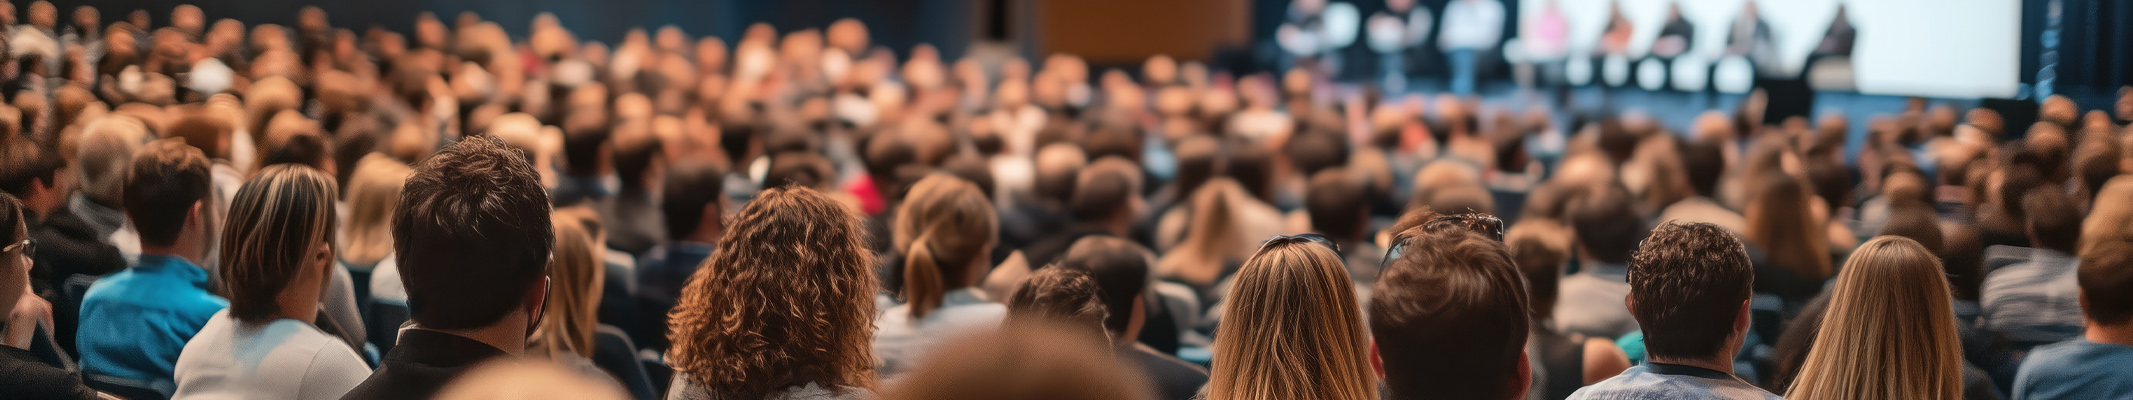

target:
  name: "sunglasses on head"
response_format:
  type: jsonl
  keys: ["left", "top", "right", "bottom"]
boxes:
{"left": 1382, "top": 213, "right": 1506, "bottom": 267}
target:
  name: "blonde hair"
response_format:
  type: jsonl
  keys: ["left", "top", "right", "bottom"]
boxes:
{"left": 338, "top": 154, "right": 412, "bottom": 266}
{"left": 894, "top": 175, "right": 998, "bottom": 320}
{"left": 1784, "top": 236, "right": 1963, "bottom": 400}
{"left": 217, "top": 165, "right": 338, "bottom": 322}
{"left": 1159, "top": 178, "right": 1254, "bottom": 285}
{"left": 1208, "top": 240, "right": 1377, "bottom": 400}
{"left": 531, "top": 207, "right": 604, "bottom": 359}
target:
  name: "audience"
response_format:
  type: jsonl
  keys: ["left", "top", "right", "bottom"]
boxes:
{"left": 1571, "top": 222, "right": 1780, "bottom": 400}
{"left": 2011, "top": 237, "right": 2133, "bottom": 399}
{"left": 1207, "top": 236, "right": 1376, "bottom": 400}
{"left": 79, "top": 139, "right": 226, "bottom": 394}
{"left": 1783, "top": 236, "right": 1965, "bottom": 399}
{"left": 0, "top": 192, "right": 102, "bottom": 399}
{"left": 875, "top": 175, "right": 1006, "bottom": 375}
{"left": 1555, "top": 184, "right": 1646, "bottom": 339}
{"left": 1004, "top": 267, "right": 1109, "bottom": 338}
{"left": 1371, "top": 213, "right": 1536, "bottom": 400}
{"left": 633, "top": 160, "right": 727, "bottom": 350}
{"left": 1982, "top": 187, "right": 2087, "bottom": 347}
{"left": 172, "top": 164, "right": 368, "bottom": 400}
{"left": 1052, "top": 236, "right": 1209, "bottom": 400}
{"left": 664, "top": 185, "right": 877, "bottom": 400}
{"left": 1506, "top": 221, "right": 1632, "bottom": 399}
{"left": 342, "top": 135, "right": 554, "bottom": 400}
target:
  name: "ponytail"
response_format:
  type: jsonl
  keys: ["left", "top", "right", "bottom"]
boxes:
{"left": 904, "top": 232, "right": 947, "bottom": 320}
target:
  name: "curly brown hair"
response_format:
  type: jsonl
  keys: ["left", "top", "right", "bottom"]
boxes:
{"left": 666, "top": 185, "right": 879, "bottom": 398}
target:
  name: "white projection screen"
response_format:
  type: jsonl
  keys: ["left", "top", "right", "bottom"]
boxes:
{"left": 1519, "top": 0, "right": 2022, "bottom": 98}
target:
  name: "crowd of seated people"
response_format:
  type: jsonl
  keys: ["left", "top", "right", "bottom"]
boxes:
{"left": 1, "top": 2, "right": 2133, "bottom": 400}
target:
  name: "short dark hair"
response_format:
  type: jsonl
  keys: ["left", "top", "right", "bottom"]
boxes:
{"left": 1371, "top": 228, "right": 1530, "bottom": 400}
{"left": 1284, "top": 130, "right": 1348, "bottom": 178}
{"left": 1569, "top": 185, "right": 1646, "bottom": 264}
{"left": 1006, "top": 267, "right": 1109, "bottom": 335}
{"left": 1805, "top": 159, "right": 1852, "bottom": 213}
{"left": 1082, "top": 125, "right": 1142, "bottom": 164}
{"left": 0, "top": 193, "right": 22, "bottom": 244}
{"left": 1629, "top": 222, "right": 1755, "bottom": 361}
{"left": 2079, "top": 239, "right": 2133, "bottom": 325}
{"left": 2024, "top": 187, "right": 2081, "bottom": 253}
{"left": 1305, "top": 168, "right": 1370, "bottom": 242}
{"left": 612, "top": 129, "right": 665, "bottom": 189}
{"left": 261, "top": 130, "right": 334, "bottom": 172}
{"left": 393, "top": 135, "right": 554, "bottom": 330}
{"left": 1052, "top": 236, "right": 1153, "bottom": 336}
{"left": 1680, "top": 139, "right": 1725, "bottom": 197}
{"left": 763, "top": 151, "right": 835, "bottom": 189}
{"left": 662, "top": 161, "right": 728, "bottom": 242}
{"left": 1878, "top": 205, "right": 1945, "bottom": 253}
{"left": 125, "top": 139, "right": 213, "bottom": 247}
{"left": 560, "top": 122, "right": 611, "bottom": 176}
{"left": 1940, "top": 223, "right": 1986, "bottom": 302}
{"left": 0, "top": 139, "right": 64, "bottom": 197}
{"left": 1069, "top": 158, "right": 1139, "bottom": 220}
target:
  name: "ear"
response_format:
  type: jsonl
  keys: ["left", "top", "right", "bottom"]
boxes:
{"left": 1370, "top": 340, "right": 1386, "bottom": 379}
{"left": 1735, "top": 299, "right": 1753, "bottom": 333}
{"left": 1513, "top": 349, "right": 1534, "bottom": 400}
{"left": 526, "top": 275, "right": 550, "bottom": 314}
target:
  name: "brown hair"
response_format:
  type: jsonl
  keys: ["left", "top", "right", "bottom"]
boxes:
{"left": 1209, "top": 239, "right": 1376, "bottom": 400}
{"left": 125, "top": 139, "right": 214, "bottom": 247}
{"left": 1069, "top": 157, "right": 1142, "bottom": 221}
{"left": 218, "top": 165, "right": 338, "bottom": 322}
{"left": 1630, "top": 222, "right": 1755, "bottom": 361}
{"left": 1507, "top": 220, "right": 1573, "bottom": 321}
{"left": 338, "top": 154, "right": 412, "bottom": 266}
{"left": 1785, "top": 236, "right": 1962, "bottom": 400}
{"left": 894, "top": 175, "right": 999, "bottom": 319}
{"left": 2023, "top": 187, "right": 2082, "bottom": 253}
{"left": 532, "top": 208, "right": 604, "bottom": 358}
{"left": 1005, "top": 267, "right": 1109, "bottom": 338}
{"left": 2080, "top": 239, "right": 2133, "bottom": 325}
{"left": 666, "top": 185, "right": 878, "bottom": 398}
{"left": 1569, "top": 184, "right": 1646, "bottom": 264}
{"left": 1372, "top": 224, "right": 1532, "bottom": 400}
{"left": 882, "top": 320, "right": 1153, "bottom": 400}
{"left": 393, "top": 135, "right": 554, "bottom": 330}
{"left": 1305, "top": 167, "right": 1370, "bottom": 243}
{"left": 1745, "top": 175, "right": 1833, "bottom": 280}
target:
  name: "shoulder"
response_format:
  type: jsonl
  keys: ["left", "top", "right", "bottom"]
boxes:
{"left": 0, "top": 351, "right": 97, "bottom": 400}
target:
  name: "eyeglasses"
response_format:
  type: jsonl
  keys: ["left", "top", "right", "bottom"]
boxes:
{"left": 1259, "top": 233, "right": 1341, "bottom": 254}
{"left": 4, "top": 238, "right": 34, "bottom": 267}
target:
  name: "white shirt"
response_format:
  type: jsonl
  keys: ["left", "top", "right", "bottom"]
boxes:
{"left": 872, "top": 288, "right": 1007, "bottom": 376}
{"left": 1438, "top": 0, "right": 1506, "bottom": 50}
{"left": 173, "top": 310, "right": 371, "bottom": 400}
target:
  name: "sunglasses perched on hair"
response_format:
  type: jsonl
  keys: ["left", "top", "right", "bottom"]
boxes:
{"left": 1259, "top": 233, "right": 1341, "bottom": 254}
{"left": 1383, "top": 213, "right": 1506, "bottom": 267}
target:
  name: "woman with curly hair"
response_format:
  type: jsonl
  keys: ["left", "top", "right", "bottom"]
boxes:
{"left": 665, "top": 185, "right": 879, "bottom": 400}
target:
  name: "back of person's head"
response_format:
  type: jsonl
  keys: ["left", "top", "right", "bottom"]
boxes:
{"left": 393, "top": 135, "right": 554, "bottom": 330}
{"left": 260, "top": 121, "right": 334, "bottom": 173}
{"left": 218, "top": 165, "right": 337, "bottom": 323}
{"left": 1172, "top": 134, "right": 1224, "bottom": 199}
{"left": 1212, "top": 238, "right": 1376, "bottom": 400}
{"left": 1033, "top": 143, "right": 1087, "bottom": 205}
{"left": 1785, "top": 236, "right": 1962, "bottom": 400}
{"left": 939, "top": 155, "right": 996, "bottom": 200}
{"left": 1746, "top": 174, "right": 1833, "bottom": 280}
{"left": 126, "top": 139, "right": 213, "bottom": 248}
{"left": 611, "top": 124, "right": 664, "bottom": 190}
{"left": 1804, "top": 159, "right": 1852, "bottom": 214}
{"left": 1069, "top": 157, "right": 1142, "bottom": 221}
{"left": 533, "top": 208, "right": 603, "bottom": 358}
{"left": 1507, "top": 220, "right": 1573, "bottom": 321}
{"left": 434, "top": 360, "right": 631, "bottom": 400}
{"left": 2023, "top": 187, "right": 2081, "bottom": 254}
{"left": 1053, "top": 235, "right": 1155, "bottom": 338}
{"left": 1284, "top": 130, "right": 1348, "bottom": 178}
{"left": 2072, "top": 141, "right": 2121, "bottom": 204}
{"left": 1372, "top": 223, "right": 1531, "bottom": 400}
{"left": 667, "top": 185, "right": 876, "bottom": 399}
{"left": 1227, "top": 142, "right": 1277, "bottom": 202}
{"left": 894, "top": 175, "right": 998, "bottom": 319}
{"left": 560, "top": 112, "right": 612, "bottom": 177}
{"left": 763, "top": 151, "right": 836, "bottom": 189}
{"left": 1939, "top": 222, "right": 1987, "bottom": 302}
{"left": 0, "top": 138, "right": 63, "bottom": 201}
{"left": 165, "top": 107, "right": 233, "bottom": 159}
{"left": 661, "top": 161, "right": 728, "bottom": 243}
{"left": 1305, "top": 168, "right": 1369, "bottom": 243}
{"left": 340, "top": 154, "right": 412, "bottom": 266}
{"left": 1568, "top": 185, "right": 1645, "bottom": 265}
{"left": 1083, "top": 125, "right": 1143, "bottom": 164}
{"left": 2079, "top": 239, "right": 2133, "bottom": 327}
{"left": 882, "top": 320, "right": 1154, "bottom": 400}
{"left": 72, "top": 116, "right": 150, "bottom": 207}
{"left": 1629, "top": 222, "right": 1755, "bottom": 363}
{"left": 2080, "top": 176, "right": 2133, "bottom": 256}
{"left": 1878, "top": 205, "right": 1945, "bottom": 253}
{"left": 1005, "top": 267, "right": 1109, "bottom": 339}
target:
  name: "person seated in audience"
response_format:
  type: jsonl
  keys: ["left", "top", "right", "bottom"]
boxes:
{"left": 665, "top": 185, "right": 878, "bottom": 400}
{"left": 0, "top": 192, "right": 103, "bottom": 399}
{"left": 875, "top": 175, "right": 1006, "bottom": 375}
{"left": 1206, "top": 235, "right": 1376, "bottom": 400}
{"left": 1555, "top": 184, "right": 1646, "bottom": 339}
{"left": 1053, "top": 236, "right": 1209, "bottom": 400}
{"left": 1982, "top": 187, "right": 2088, "bottom": 348}
{"left": 1656, "top": 139, "right": 1747, "bottom": 234}
{"left": 1784, "top": 236, "right": 1968, "bottom": 400}
{"left": 882, "top": 320, "right": 1154, "bottom": 400}
{"left": 1744, "top": 173, "right": 1834, "bottom": 307}
{"left": 531, "top": 207, "right": 652, "bottom": 399}
{"left": 600, "top": 125, "right": 665, "bottom": 256}
{"left": 3, "top": 126, "right": 128, "bottom": 310}
{"left": 342, "top": 136, "right": 555, "bottom": 400}
{"left": 1506, "top": 221, "right": 1632, "bottom": 399}
{"left": 1003, "top": 267, "right": 1108, "bottom": 339}
{"left": 1304, "top": 167, "right": 1383, "bottom": 282}
{"left": 1571, "top": 222, "right": 1781, "bottom": 400}
{"left": 1025, "top": 157, "right": 1143, "bottom": 267}
{"left": 1371, "top": 212, "right": 1538, "bottom": 400}
{"left": 78, "top": 139, "right": 228, "bottom": 392}
{"left": 633, "top": 160, "right": 726, "bottom": 351}
{"left": 553, "top": 83, "right": 617, "bottom": 207}
{"left": 66, "top": 116, "right": 149, "bottom": 251}
{"left": 2011, "top": 238, "right": 2133, "bottom": 399}
{"left": 172, "top": 165, "right": 368, "bottom": 400}
{"left": 1157, "top": 178, "right": 1278, "bottom": 296}
{"left": 339, "top": 155, "right": 412, "bottom": 349}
